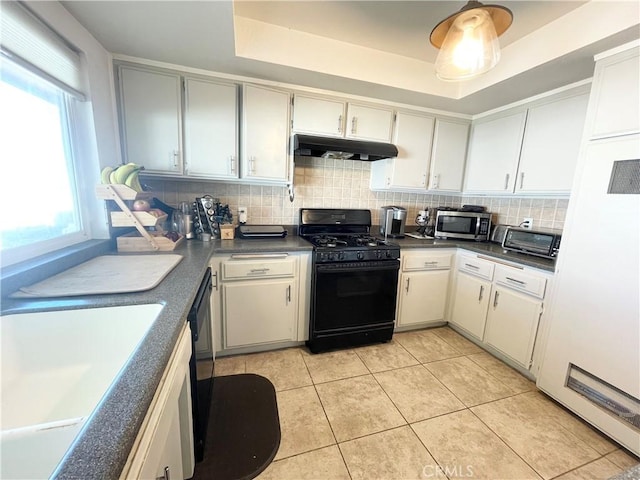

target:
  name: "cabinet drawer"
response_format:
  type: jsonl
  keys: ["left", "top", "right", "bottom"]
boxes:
{"left": 403, "top": 252, "right": 452, "bottom": 271}
{"left": 458, "top": 256, "right": 494, "bottom": 280}
{"left": 222, "top": 258, "right": 296, "bottom": 280}
{"left": 494, "top": 266, "right": 546, "bottom": 299}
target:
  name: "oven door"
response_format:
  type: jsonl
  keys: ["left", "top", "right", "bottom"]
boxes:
{"left": 311, "top": 260, "right": 400, "bottom": 334}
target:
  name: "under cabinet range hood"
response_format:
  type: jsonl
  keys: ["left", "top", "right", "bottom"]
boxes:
{"left": 292, "top": 134, "right": 398, "bottom": 161}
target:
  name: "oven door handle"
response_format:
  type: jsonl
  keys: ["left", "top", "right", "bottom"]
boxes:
{"left": 316, "top": 261, "right": 400, "bottom": 274}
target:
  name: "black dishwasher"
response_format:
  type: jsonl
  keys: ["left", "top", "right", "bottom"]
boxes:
{"left": 188, "top": 267, "right": 214, "bottom": 462}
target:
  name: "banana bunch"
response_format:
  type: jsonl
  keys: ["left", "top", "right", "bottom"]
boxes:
{"left": 100, "top": 163, "right": 145, "bottom": 192}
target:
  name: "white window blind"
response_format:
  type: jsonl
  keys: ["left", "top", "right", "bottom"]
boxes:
{"left": 1, "top": 0, "right": 85, "bottom": 97}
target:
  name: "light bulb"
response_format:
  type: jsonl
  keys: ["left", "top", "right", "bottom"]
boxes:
{"left": 435, "top": 8, "right": 501, "bottom": 81}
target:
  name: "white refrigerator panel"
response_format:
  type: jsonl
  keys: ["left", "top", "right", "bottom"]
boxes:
{"left": 537, "top": 134, "right": 640, "bottom": 455}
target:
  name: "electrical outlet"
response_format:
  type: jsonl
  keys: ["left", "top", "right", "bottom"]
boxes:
{"left": 522, "top": 217, "right": 533, "bottom": 229}
{"left": 238, "top": 207, "right": 248, "bottom": 224}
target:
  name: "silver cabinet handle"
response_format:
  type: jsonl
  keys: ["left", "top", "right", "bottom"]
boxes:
{"left": 249, "top": 156, "right": 256, "bottom": 175}
{"left": 172, "top": 150, "right": 180, "bottom": 168}
{"left": 424, "top": 261, "right": 438, "bottom": 267}
{"left": 433, "top": 173, "right": 440, "bottom": 189}
{"left": 351, "top": 116, "right": 357, "bottom": 134}
{"left": 212, "top": 271, "right": 219, "bottom": 291}
{"left": 464, "top": 263, "right": 480, "bottom": 270}
{"left": 249, "top": 268, "right": 270, "bottom": 274}
{"left": 286, "top": 284, "right": 291, "bottom": 303}
{"left": 478, "top": 285, "right": 484, "bottom": 302}
{"left": 337, "top": 114, "right": 343, "bottom": 133}
{"left": 230, "top": 155, "right": 236, "bottom": 174}
{"left": 405, "top": 277, "right": 410, "bottom": 293}
{"left": 493, "top": 291, "right": 500, "bottom": 308}
{"left": 520, "top": 171, "right": 525, "bottom": 189}
{"left": 421, "top": 173, "right": 427, "bottom": 187}
{"left": 156, "top": 466, "right": 170, "bottom": 480}
{"left": 506, "top": 276, "right": 526, "bottom": 285}
{"left": 504, "top": 173, "right": 510, "bottom": 190}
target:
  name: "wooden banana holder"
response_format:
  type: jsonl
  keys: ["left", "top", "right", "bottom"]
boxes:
{"left": 95, "top": 184, "right": 183, "bottom": 252}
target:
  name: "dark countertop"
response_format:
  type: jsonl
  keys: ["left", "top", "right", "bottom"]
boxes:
{"left": 0, "top": 232, "right": 552, "bottom": 480}
{"left": 394, "top": 236, "right": 556, "bottom": 272}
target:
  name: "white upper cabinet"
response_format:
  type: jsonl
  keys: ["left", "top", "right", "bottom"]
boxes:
{"left": 464, "top": 111, "right": 527, "bottom": 193}
{"left": 292, "top": 94, "right": 345, "bottom": 137}
{"left": 345, "top": 103, "right": 394, "bottom": 142}
{"left": 292, "top": 94, "right": 393, "bottom": 142}
{"left": 516, "top": 92, "right": 589, "bottom": 193}
{"left": 118, "top": 65, "right": 182, "bottom": 174}
{"left": 242, "top": 84, "right": 291, "bottom": 183}
{"left": 429, "top": 119, "right": 470, "bottom": 192}
{"left": 370, "top": 111, "right": 434, "bottom": 190}
{"left": 588, "top": 46, "right": 640, "bottom": 139}
{"left": 183, "top": 78, "right": 238, "bottom": 179}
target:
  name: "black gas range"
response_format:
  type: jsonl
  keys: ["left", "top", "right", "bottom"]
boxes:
{"left": 299, "top": 208, "right": 400, "bottom": 353}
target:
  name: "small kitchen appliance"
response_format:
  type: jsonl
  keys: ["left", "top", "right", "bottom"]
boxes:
{"left": 380, "top": 206, "right": 407, "bottom": 238}
{"left": 502, "top": 226, "right": 562, "bottom": 259}
{"left": 434, "top": 210, "right": 492, "bottom": 241}
{"left": 299, "top": 208, "right": 400, "bottom": 353}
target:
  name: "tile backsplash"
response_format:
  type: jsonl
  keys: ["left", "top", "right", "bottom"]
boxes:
{"left": 144, "top": 157, "right": 569, "bottom": 231}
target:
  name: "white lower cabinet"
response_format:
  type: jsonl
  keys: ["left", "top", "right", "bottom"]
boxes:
{"left": 211, "top": 253, "right": 311, "bottom": 353}
{"left": 449, "top": 271, "right": 491, "bottom": 341}
{"left": 449, "top": 253, "right": 551, "bottom": 372}
{"left": 484, "top": 286, "right": 543, "bottom": 367}
{"left": 396, "top": 250, "right": 453, "bottom": 328}
{"left": 223, "top": 278, "right": 297, "bottom": 348}
{"left": 121, "top": 324, "right": 194, "bottom": 480}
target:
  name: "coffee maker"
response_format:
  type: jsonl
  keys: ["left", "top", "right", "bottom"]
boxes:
{"left": 380, "top": 206, "right": 407, "bottom": 238}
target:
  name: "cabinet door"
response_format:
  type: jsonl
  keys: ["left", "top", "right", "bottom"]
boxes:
{"left": 242, "top": 85, "right": 291, "bottom": 182}
{"left": 516, "top": 93, "right": 589, "bottom": 193}
{"left": 118, "top": 66, "right": 182, "bottom": 173}
{"left": 449, "top": 271, "right": 491, "bottom": 340}
{"left": 429, "top": 119, "right": 469, "bottom": 192}
{"left": 373, "top": 111, "right": 434, "bottom": 190}
{"left": 345, "top": 103, "right": 394, "bottom": 142}
{"left": 184, "top": 78, "right": 238, "bottom": 179}
{"left": 223, "top": 279, "right": 297, "bottom": 348}
{"left": 589, "top": 47, "right": 640, "bottom": 139}
{"left": 292, "top": 94, "right": 345, "bottom": 136}
{"left": 138, "top": 399, "right": 183, "bottom": 480}
{"left": 464, "top": 111, "right": 526, "bottom": 193}
{"left": 397, "top": 270, "right": 449, "bottom": 326}
{"left": 484, "top": 286, "right": 542, "bottom": 368}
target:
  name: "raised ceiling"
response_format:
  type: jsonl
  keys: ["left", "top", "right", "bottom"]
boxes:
{"left": 61, "top": 0, "right": 640, "bottom": 114}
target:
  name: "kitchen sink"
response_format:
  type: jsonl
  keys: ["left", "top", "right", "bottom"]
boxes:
{"left": 0, "top": 303, "right": 164, "bottom": 479}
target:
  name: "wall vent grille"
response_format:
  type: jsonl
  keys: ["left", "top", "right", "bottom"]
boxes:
{"left": 608, "top": 159, "right": 640, "bottom": 194}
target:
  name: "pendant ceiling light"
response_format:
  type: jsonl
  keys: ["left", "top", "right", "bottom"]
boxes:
{"left": 430, "top": 0, "right": 513, "bottom": 81}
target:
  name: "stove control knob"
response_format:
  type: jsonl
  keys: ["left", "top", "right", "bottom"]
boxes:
{"left": 338, "top": 252, "right": 345, "bottom": 260}
{"left": 357, "top": 251, "right": 364, "bottom": 260}
{"left": 376, "top": 250, "right": 383, "bottom": 259}
{"left": 386, "top": 250, "right": 392, "bottom": 258}
{"left": 328, "top": 252, "right": 335, "bottom": 261}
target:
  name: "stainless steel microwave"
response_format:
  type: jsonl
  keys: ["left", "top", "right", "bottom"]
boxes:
{"left": 434, "top": 211, "right": 492, "bottom": 241}
{"left": 502, "top": 227, "right": 562, "bottom": 259}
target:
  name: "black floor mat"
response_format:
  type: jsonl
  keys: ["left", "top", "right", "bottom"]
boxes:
{"left": 192, "top": 374, "right": 280, "bottom": 480}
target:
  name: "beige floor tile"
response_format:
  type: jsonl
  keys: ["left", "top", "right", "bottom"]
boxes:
{"left": 412, "top": 410, "right": 541, "bottom": 480}
{"left": 256, "top": 445, "right": 350, "bottom": 480}
{"left": 354, "top": 340, "right": 419, "bottom": 373}
{"left": 339, "top": 426, "right": 436, "bottom": 480}
{"left": 302, "top": 349, "right": 369, "bottom": 384}
{"left": 245, "top": 348, "right": 312, "bottom": 391}
{"left": 374, "top": 365, "right": 465, "bottom": 423}
{"left": 471, "top": 393, "right": 601, "bottom": 479}
{"left": 431, "top": 327, "right": 484, "bottom": 354}
{"left": 213, "top": 355, "right": 246, "bottom": 376}
{"left": 394, "top": 329, "right": 462, "bottom": 363}
{"left": 605, "top": 449, "right": 640, "bottom": 469}
{"left": 424, "top": 356, "right": 515, "bottom": 407}
{"left": 554, "top": 457, "right": 625, "bottom": 480}
{"left": 521, "top": 391, "right": 618, "bottom": 455}
{"left": 467, "top": 351, "right": 536, "bottom": 393}
{"left": 315, "top": 375, "right": 406, "bottom": 442}
{"left": 275, "top": 386, "right": 335, "bottom": 460}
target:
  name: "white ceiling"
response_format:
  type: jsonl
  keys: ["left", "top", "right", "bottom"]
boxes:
{"left": 61, "top": 0, "right": 640, "bottom": 114}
